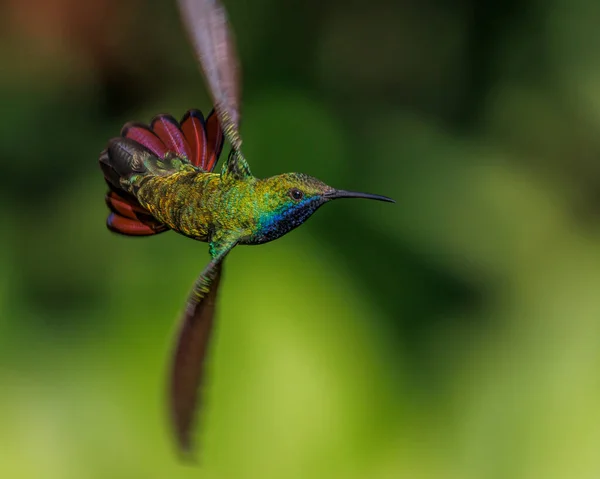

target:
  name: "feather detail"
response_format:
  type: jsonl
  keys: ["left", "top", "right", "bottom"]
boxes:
{"left": 100, "top": 108, "right": 225, "bottom": 238}
{"left": 151, "top": 114, "right": 193, "bottom": 160}
{"left": 107, "top": 213, "right": 168, "bottom": 236}
{"left": 204, "top": 110, "right": 224, "bottom": 172}
{"left": 120, "top": 109, "right": 223, "bottom": 172}
{"left": 181, "top": 109, "right": 208, "bottom": 169}
{"left": 121, "top": 123, "right": 169, "bottom": 158}
{"left": 100, "top": 139, "right": 170, "bottom": 237}
{"left": 180, "top": 109, "right": 223, "bottom": 172}
{"left": 105, "top": 191, "right": 146, "bottom": 220}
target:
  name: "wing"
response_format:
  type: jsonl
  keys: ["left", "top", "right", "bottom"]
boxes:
{"left": 169, "top": 237, "right": 237, "bottom": 457}
{"left": 177, "top": 0, "right": 241, "bottom": 150}
{"left": 170, "top": 261, "right": 223, "bottom": 458}
{"left": 177, "top": 0, "right": 252, "bottom": 180}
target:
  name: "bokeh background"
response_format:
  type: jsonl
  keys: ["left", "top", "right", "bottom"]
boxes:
{"left": 2, "top": 0, "right": 600, "bottom": 477}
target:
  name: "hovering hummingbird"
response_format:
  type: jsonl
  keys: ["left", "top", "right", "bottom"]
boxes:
{"left": 99, "top": 0, "right": 394, "bottom": 457}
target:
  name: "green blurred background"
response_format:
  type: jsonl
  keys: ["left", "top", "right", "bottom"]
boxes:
{"left": 2, "top": 0, "right": 600, "bottom": 477}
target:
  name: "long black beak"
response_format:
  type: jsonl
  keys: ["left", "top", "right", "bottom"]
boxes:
{"left": 324, "top": 189, "right": 395, "bottom": 203}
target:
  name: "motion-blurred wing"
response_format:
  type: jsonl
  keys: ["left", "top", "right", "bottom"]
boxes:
{"left": 169, "top": 261, "right": 223, "bottom": 457}
{"left": 177, "top": 0, "right": 242, "bottom": 151}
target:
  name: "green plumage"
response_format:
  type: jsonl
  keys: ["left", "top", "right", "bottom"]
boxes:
{"left": 111, "top": 143, "right": 339, "bottom": 248}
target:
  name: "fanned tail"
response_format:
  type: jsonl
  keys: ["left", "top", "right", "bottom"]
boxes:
{"left": 99, "top": 108, "right": 224, "bottom": 237}
{"left": 99, "top": 139, "right": 170, "bottom": 236}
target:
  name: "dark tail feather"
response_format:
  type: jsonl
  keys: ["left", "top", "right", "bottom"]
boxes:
{"left": 99, "top": 138, "right": 168, "bottom": 237}
{"left": 99, "top": 148, "right": 121, "bottom": 191}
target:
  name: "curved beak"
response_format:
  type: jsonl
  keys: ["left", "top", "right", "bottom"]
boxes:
{"left": 324, "top": 189, "right": 395, "bottom": 203}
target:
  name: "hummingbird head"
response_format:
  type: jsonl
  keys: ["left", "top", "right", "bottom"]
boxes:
{"left": 251, "top": 172, "right": 394, "bottom": 244}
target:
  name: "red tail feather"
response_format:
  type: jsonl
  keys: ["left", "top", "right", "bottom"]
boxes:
{"left": 180, "top": 109, "right": 224, "bottom": 171}
{"left": 121, "top": 123, "right": 169, "bottom": 158}
{"left": 120, "top": 109, "right": 223, "bottom": 172}
{"left": 106, "top": 191, "right": 147, "bottom": 220}
{"left": 181, "top": 110, "right": 208, "bottom": 169}
{"left": 105, "top": 192, "right": 168, "bottom": 236}
{"left": 101, "top": 108, "right": 224, "bottom": 238}
{"left": 107, "top": 213, "right": 168, "bottom": 236}
{"left": 204, "top": 110, "right": 224, "bottom": 172}
{"left": 151, "top": 115, "right": 193, "bottom": 160}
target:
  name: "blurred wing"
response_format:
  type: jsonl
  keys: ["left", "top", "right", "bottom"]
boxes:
{"left": 169, "top": 231, "right": 239, "bottom": 457}
{"left": 170, "top": 261, "right": 223, "bottom": 457}
{"left": 177, "top": 0, "right": 242, "bottom": 151}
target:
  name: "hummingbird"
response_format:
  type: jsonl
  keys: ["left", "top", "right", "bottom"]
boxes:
{"left": 99, "top": 0, "right": 394, "bottom": 457}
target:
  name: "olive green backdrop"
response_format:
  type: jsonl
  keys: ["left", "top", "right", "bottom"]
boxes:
{"left": 2, "top": 0, "right": 600, "bottom": 477}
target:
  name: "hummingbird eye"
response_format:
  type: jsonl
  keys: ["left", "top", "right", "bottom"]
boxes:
{"left": 289, "top": 188, "right": 304, "bottom": 201}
